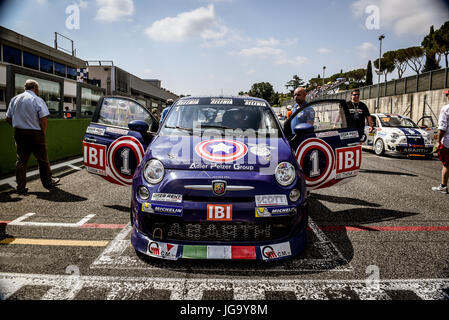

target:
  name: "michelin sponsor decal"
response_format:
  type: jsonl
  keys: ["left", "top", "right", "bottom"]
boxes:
{"left": 255, "top": 207, "right": 297, "bottom": 218}
{"left": 261, "top": 242, "right": 292, "bottom": 260}
{"left": 141, "top": 203, "right": 183, "bottom": 216}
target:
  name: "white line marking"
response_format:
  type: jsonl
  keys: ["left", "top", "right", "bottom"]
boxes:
{"left": 0, "top": 157, "right": 83, "bottom": 187}
{"left": 8, "top": 212, "right": 96, "bottom": 228}
{"left": 0, "top": 273, "right": 448, "bottom": 300}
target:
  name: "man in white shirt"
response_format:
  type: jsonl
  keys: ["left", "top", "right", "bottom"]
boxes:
{"left": 6, "top": 79, "right": 60, "bottom": 195}
{"left": 432, "top": 90, "right": 449, "bottom": 194}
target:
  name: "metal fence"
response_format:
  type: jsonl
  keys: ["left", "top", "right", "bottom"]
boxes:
{"left": 320, "top": 67, "right": 449, "bottom": 101}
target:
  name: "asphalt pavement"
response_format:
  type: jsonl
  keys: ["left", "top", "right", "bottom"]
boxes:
{"left": 0, "top": 152, "right": 448, "bottom": 301}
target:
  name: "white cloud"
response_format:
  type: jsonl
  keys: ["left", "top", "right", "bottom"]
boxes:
{"left": 145, "top": 5, "right": 229, "bottom": 43}
{"left": 96, "top": 0, "right": 134, "bottom": 22}
{"left": 239, "top": 46, "right": 283, "bottom": 58}
{"left": 318, "top": 48, "right": 331, "bottom": 54}
{"left": 351, "top": 0, "right": 447, "bottom": 36}
{"left": 358, "top": 42, "right": 377, "bottom": 59}
{"left": 275, "top": 56, "right": 309, "bottom": 66}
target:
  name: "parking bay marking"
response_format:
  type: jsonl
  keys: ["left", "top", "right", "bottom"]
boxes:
{"left": 90, "top": 218, "right": 354, "bottom": 273}
{"left": 0, "top": 272, "right": 448, "bottom": 300}
{"left": 8, "top": 212, "right": 96, "bottom": 228}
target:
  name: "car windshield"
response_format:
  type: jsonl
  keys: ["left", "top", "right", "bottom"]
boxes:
{"left": 160, "top": 98, "right": 281, "bottom": 138}
{"left": 379, "top": 116, "right": 419, "bottom": 128}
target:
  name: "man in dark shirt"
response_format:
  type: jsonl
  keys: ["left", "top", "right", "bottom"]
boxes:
{"left": 347, "top": 89, "right": 373, "bottom": 141}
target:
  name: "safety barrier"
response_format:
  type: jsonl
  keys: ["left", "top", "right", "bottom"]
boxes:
{"left": 0, "top": 119, "right": 91, "bottom": 176}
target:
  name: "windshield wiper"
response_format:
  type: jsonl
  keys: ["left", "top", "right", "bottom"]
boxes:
{"left": 198, "top": 125, "right": 233, "bottom": 130}
{"left": 165, "top": 125, "right": 193, "bottom": 132}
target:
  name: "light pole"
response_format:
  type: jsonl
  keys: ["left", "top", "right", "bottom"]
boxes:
{"left": 376, "top": 34, "right": 385, "bottom": 112}
{"left": 322, "top": 66, "right": 326, "bottom": 87}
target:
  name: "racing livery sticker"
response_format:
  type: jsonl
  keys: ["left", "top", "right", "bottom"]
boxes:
{"left": 255, "top": 207, "right": 297, "bottom": 218}
{"left": 296, "top": 138, "right": 335, "bottom": 189}
{"left": 147, "top": 241, "right": 178, "bottom": 260}
{"left": 255, "top": 194, "right": 288, "bottom": 207}
{"left": 151, "top": 193, "right": 183, "bottom": 203}
{"left": 142, "top": 203, "right": 183, "bottom": 216}
{"left": 107, "top": 136, "right": 145, "bottom": 185}
{"left": 195, "top": 139, "right": 248, "bottom": 163}
{"left": 182, "top": 245, "right": 256, "bottom": 260}
{"left": 86, "top": 126, "right": 105, "bottom": 136}
{"left": 335, "top": 145, "right": 362, "bottom": 180}
{"left": 261, "top": 242, "right": 292, "bottom": 260}
{"left": 83, "top": 142, "right": 107, "bottom": 176}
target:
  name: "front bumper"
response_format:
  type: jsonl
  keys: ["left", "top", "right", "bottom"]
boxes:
{"left": 130, "top": 207, "right": 308, "bottom": 262}
{"left": 388, "top": 143, "right": 434, "bottom": 155}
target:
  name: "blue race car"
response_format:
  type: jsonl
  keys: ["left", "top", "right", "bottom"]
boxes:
{"left": 83, "top": 96, "right": 361, "bottom": 261}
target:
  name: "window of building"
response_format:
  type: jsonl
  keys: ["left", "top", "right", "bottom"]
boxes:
{"left": 40, "top": 57, "right": 53, "bottom": 74}
{"left": 3, "top": 45, "right": 22, "bottom": 66}
{"left": 81, "top": 87, "right": 103, "bottom": 117}
{"left": 23, "top": 51, "right": 39, "bottom": 70}
{"left": 0, "top": 87, "right": 5, "bottom": 111}
{"left": 67, "top": 66, "right": 76, "bottom": 80}
{"left": 55, "top": 62, "right": 66, "bottom": 77}
{"left": 15, "top": 73, "right": 61, "bottom": 116}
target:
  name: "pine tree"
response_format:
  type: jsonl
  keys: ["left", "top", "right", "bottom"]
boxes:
{"left": 366, "top": 60, "right": 373, "bottom": 85}
{"left": 422, "top": 26, "right": 440, "bottom": 72}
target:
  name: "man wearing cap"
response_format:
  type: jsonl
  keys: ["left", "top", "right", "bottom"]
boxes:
{"left": 432, "top": 90, "right": 449, "bottom": 194}
{"left": 6, "top": 79, "right": 60, "bottom": 194}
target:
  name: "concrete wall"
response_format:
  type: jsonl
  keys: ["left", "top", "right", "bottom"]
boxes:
{"left": 362, "top": 89, "right": 448, "bottom": 122}
{"left": 0, "top": 118, "right": 91, "bottom": 176}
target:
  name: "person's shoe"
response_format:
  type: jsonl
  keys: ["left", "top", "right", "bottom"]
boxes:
{"left": 43, "top": 177, "right": 60, "bottom": 190}
{"left": 16, "top": 188, "right": 29, "bottom": 195}
{"left": 431, "top": 185, "right": 448, "bottom": 194}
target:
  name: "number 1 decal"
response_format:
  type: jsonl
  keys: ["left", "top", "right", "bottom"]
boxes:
{"left": 120, "top": 148, "right": 131, "bottom": 175}
{"left": 309, "top": 149, "right": 321, "bottom": 178}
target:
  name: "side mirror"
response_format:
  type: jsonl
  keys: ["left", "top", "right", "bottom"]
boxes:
{"left": 128, "top": 120, "right": 149, "bottom": 133}
{"left": 294, "top": 123, "right": 314, "bottom": 135}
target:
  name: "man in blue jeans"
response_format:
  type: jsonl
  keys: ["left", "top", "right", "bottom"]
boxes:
{"left": 6, "top": 79, "right": 60, "bottom": 195}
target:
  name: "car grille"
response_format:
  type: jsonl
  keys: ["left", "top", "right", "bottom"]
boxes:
{"left": 140, "top": 215, "right": 294, "bottom": 242}
{"left": 183, "top": 195, "right": 255, "bottom": 203}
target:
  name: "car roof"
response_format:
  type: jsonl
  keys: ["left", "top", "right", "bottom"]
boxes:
{"left": 175, "top": 96, "right": 269, "bottom": 106}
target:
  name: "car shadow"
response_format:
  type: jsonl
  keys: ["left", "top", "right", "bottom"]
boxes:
{"left": 359, "top": 169, "right": 418, "bottom": 177}
{"left": 135, "top": 195, "right": 419, "bottom": 276}
{"left": 28, "top": 188, "right": 88, "bottom": 203}
{"left": 103, "top": 205, "right": 130, "bottom": 213}
{"left": 0, "top": 222, "right": 14, "bottom": 243}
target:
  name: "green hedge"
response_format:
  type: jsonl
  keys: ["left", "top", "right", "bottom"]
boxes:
{"left": 0, "top": 119, "right": 91, "bottom": 176}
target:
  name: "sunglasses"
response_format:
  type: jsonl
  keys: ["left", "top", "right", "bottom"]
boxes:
{"left": 352, "top": 94, "right": 360, "bottom": 96}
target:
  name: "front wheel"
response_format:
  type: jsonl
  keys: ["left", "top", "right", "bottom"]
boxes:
{"left": 374, "top": 139, "right": 385, "bottom": 156}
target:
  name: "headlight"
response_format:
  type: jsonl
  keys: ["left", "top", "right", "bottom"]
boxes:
{"left": 390, "top": 133, "right": 400, "bottom": 139}
{"left": 143, "top": 159, "right": 164, "bottom": 184}
{"left": 289, "top": 189, "right": 301, "bottom": 202}
{"left": 138, "top": 186, "right": 150, "bottom": 200}
{"left": 275, "top": 162, "right": 296, "bottom": 186}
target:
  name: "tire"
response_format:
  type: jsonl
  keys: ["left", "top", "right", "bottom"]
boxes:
{"left": 374, "top": 139, "right": 385, "bottom": 156}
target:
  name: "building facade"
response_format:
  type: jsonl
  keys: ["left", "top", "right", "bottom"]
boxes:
{"left": 0, "top": 27, "right": 178, "bottom": 119}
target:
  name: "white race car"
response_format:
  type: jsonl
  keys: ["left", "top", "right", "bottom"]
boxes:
{"left": 362, "top": 113, "right": 434, "bottom": 158}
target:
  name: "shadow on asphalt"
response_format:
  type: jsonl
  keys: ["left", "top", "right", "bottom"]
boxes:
{"left": 103, "top": 205, "right": 130, "bottom": 213}
{"left": 28, "top": 188, "right": 88, "bottom": 203}
{"left": 359, "top": 169, "right": 418, "bottom": 177}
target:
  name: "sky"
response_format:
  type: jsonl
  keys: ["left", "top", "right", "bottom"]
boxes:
{"left": 0, "top": 0, "right": 448, "bottom": 97}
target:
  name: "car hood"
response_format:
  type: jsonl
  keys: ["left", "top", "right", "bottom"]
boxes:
{"left": 146, "top": 135, "right": 294, "bottom": 171}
